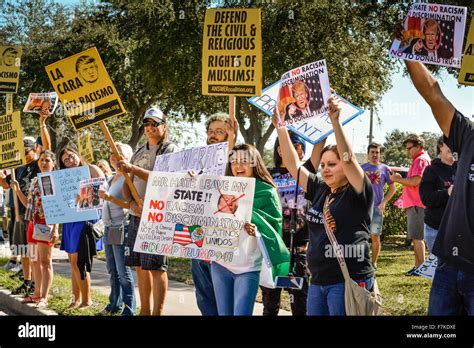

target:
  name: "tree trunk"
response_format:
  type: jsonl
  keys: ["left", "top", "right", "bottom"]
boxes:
{"left": 237, "top": 98, "right": 274, "bottom": 154}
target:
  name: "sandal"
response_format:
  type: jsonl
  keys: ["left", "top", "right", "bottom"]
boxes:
{"left": 35, "top": 298, "right": 48, "bottom": 309}
{"left": 21, "top": 295, "right": 40, "bottom": 304}
{"left": 68, "top": 301, "right": 81, "bottom": 309}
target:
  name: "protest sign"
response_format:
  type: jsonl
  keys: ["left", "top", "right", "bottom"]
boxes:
{"left": 276, "top": 60, "right": 331, "bottom": 129}
{"left": 248, "top": 81, "right": 364, "bottom": 144}
{"left": 0, "top": 112, "right": 26, "bottom": 169}
{"left": 458, "top": 19, "right": 474, "bottom": 85}
{"left": 202, "top": 8, "right": 262, "bottom": 96}
{"left": 23, "top": 92, "right": 58, "bottom": 115}
{"left": 154, "top": 142, "right": 228, "bottom": 175}
{"left": 45, "top": 47, "right": 126, "bottom": 130}
{"left": 134, "top": 172, "right": 255, "bottom": 263}
{"left": 77, "top": 178, "right": 107, "bottom": 211}
{"left": 38, "top": 166, "right": 99, "bottom": 224}
{"left": 414, "top": 254, "right": 438, "bottom": 280}
{"left": 0, "top": 46, "right": 22, "bottom": 93}
{"left": 389, "top": 3, "right": 467, "bottom": 68}
{"left": 77, "top": 132, "right": 94, "bottom": 163}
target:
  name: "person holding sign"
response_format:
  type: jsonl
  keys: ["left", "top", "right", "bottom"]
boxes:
{"left": 393, "top": 24, "right": 474, "bottom": 315}
{"left": 11, "top": 150, "right": 59, "bottom": 309}
{"left": 58, "top": 147, "right": 104, "bottom": 309}
{"left": 210, "top": 144, "right": 289, "bottom": 316}
{"left": 0, "top": 112, "right": 51, "bottom": 296}
{"left": 117, "top": 107, "right": 179, "bottom": 316}
{"left": 260, "top": 133, "right": 313, "bottom": 316}
{"left": 190, "top": 113, "right": 239, "bottom": 316}
{"left": 273, "top": 96, "right": 375, "bottom": 316}
{"left": 97, "top": 142, "right": 136, "bottom": 316}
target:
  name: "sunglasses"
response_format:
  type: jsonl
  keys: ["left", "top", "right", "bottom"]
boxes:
{"left": 142, "top": 120, "right": 162, "bottom": 128}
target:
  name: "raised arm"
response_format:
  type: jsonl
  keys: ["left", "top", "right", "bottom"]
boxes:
{"left": 39, "top": 112, "right": 51, "bottom": 151}
{"left": 309, "top": 138, "right": 326, "bottom": 172}
{"left": 328, "top": 96, "right": 365, "bottom": 194}
{"left": 272, "top": 110, "right": 311, "bottom": 192}
{"left": 404, "top": 61, "right": 454, "bottom": 137}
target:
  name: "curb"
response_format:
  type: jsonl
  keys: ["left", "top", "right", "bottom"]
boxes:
{"left": 0, "top": 288, "right": 58, "bottom": 316}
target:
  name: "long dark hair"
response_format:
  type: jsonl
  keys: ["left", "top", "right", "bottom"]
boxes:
{"left": 58, "top": 147, "right": 86, "bottom": 169}
{"left": 226, "top": 144, "right": 276, "bottom": 188}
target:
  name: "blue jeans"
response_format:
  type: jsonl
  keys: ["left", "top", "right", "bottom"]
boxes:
{"left": 104, "top": 225, "right": 136, "bottom": 316}
{"left": 211, "top": 262, "right": 260, "bottom": 316}
{"left": 307, "top": 276, "right": 375, "bottom": 316}
{"left": 424, "top": 224, "right": 438, "bottom": 255}
{"left": 428, "top": 259, "right": 474, "bottom": 315}
{"left": 370, "top": 207, "right": 384, "bottom": 235}
{"left": 191, "top": 259, "right": 218, "bottom": 316}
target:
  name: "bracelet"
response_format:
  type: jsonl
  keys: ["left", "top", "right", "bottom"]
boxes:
{"left": 40, "top": 125, "right": 47, "bottom": 129}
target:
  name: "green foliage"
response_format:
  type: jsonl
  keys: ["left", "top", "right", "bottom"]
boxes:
{"left": 382, "top": 129, "right": 440, "bottom": 167}
{"left": 0, "top": 0, "right": 471, "bottom": 155}
{"left": 382, "top": 183, "right": 406, "bottom": 237}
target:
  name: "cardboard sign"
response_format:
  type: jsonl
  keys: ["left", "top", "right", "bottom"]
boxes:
{"left": 134, "top": 172, "right": 255, "bottom": 262}
{"left": 153, "top": 142, "right": 228, "bottom": 176}
{"left": 23, "top": 92, "right": 59, "bottom": 115}
{"left": 414, "top": 254, "right": 438, "bottom": 280}
{"left": 0, "top": 46, "right": 22, "bottom": 93}
{"left": 248, "top": 82, "right": 364, "bottom": 144}
{"left": 0, "top": 112, "right": 26, "bottom": 169}
{"left": 77, "top": 178, "right": 107, "bottom": 211}
{"left": 390, "top": 3, "right": 467, "bottom": 68}
{"left": 77, "top": 132, "right": 94, "bottom": 163}
{"left": 38, "top": 166, "right": 99, "bottom": 224}
{"left": 202, "top": 8, "right": 262, "bottom": 96}
{"left": 45, "top": 47, "right": 126, "bottom": 130}
{"left": 458, "top": 18, "right": 474, "bottom": 85}
{"left": 276, "top": 60, "right": 331, "bottom": 129}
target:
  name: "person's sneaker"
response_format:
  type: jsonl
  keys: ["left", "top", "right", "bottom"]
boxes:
{"left": 11, "top": 281, "right": 30, "bottom": 295}
{"left": 3, "top": 261, "right": 18, "bottom": 271}
{"left": 405, "top": 266, "right": 419, "bottom": 276}
{"left": 9, "top": 264, "right": 22, "bottom": 273}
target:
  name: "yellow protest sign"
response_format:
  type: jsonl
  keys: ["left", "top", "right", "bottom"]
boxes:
{"left": 0, "top": 46, "right": 22, "bottom": 94}
{"left": 77, "top": 132, "right": 94, "bottom": 163}
{"left": 0, "top": 112, "right": 26, "bottom": 169}
{"left": 45, "top": 47, "right": 126, "bottom": 130}
{"left": 202, "top": 8, "right": 262, "bottom": 96}
{"left": 459, "top": 19, "right": 474, "bottom": 85}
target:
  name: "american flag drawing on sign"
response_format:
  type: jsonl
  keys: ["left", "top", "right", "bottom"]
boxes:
{"left": 437, "top": 20, "right": 455, "bottom": 59}
{"left": 305, "top": 75, "right": 324, "bottom": 111}
{"left": 173, "top": 224, "right": 204, "bottom": 247}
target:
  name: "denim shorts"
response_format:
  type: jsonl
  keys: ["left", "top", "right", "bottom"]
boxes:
{"left": 370, "top": 207, "right": 384, "bottom": 236}
{"left": 125, "top": 215, "right": 168, "bottom": 272}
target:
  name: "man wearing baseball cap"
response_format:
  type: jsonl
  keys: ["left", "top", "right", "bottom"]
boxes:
{"left": 117, "top": 106, "right": 179, "bottom": 316}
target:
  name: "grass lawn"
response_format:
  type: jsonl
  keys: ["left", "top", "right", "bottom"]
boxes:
{"left": 0, "top": 257, "right": 109, "bottom": 316}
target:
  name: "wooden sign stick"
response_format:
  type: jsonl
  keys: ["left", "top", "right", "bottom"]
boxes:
{"left": 5, "top": 94, "right": 21, "bottom": 222}
{"left": 98, "top": 121, "right": 143, "bottom": 206}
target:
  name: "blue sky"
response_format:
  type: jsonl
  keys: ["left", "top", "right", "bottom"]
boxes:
{"left": 333, "top": 69, "right": 474, "bottom": 153}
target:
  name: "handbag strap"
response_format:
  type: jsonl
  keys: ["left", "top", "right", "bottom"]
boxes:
{"left": 288, "top": 166, "right": 301, "bottom": 275}
{"left": 322, "top": 194, "right": 352, "bottom": 283}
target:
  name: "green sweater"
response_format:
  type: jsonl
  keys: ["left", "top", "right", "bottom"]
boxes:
{"left": 252, "top": 179, "right": 290, "bottom": 279}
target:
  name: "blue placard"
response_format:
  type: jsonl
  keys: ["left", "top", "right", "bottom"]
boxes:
{"left": 38, "top": 166, "right": 99, "bottom": 224}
